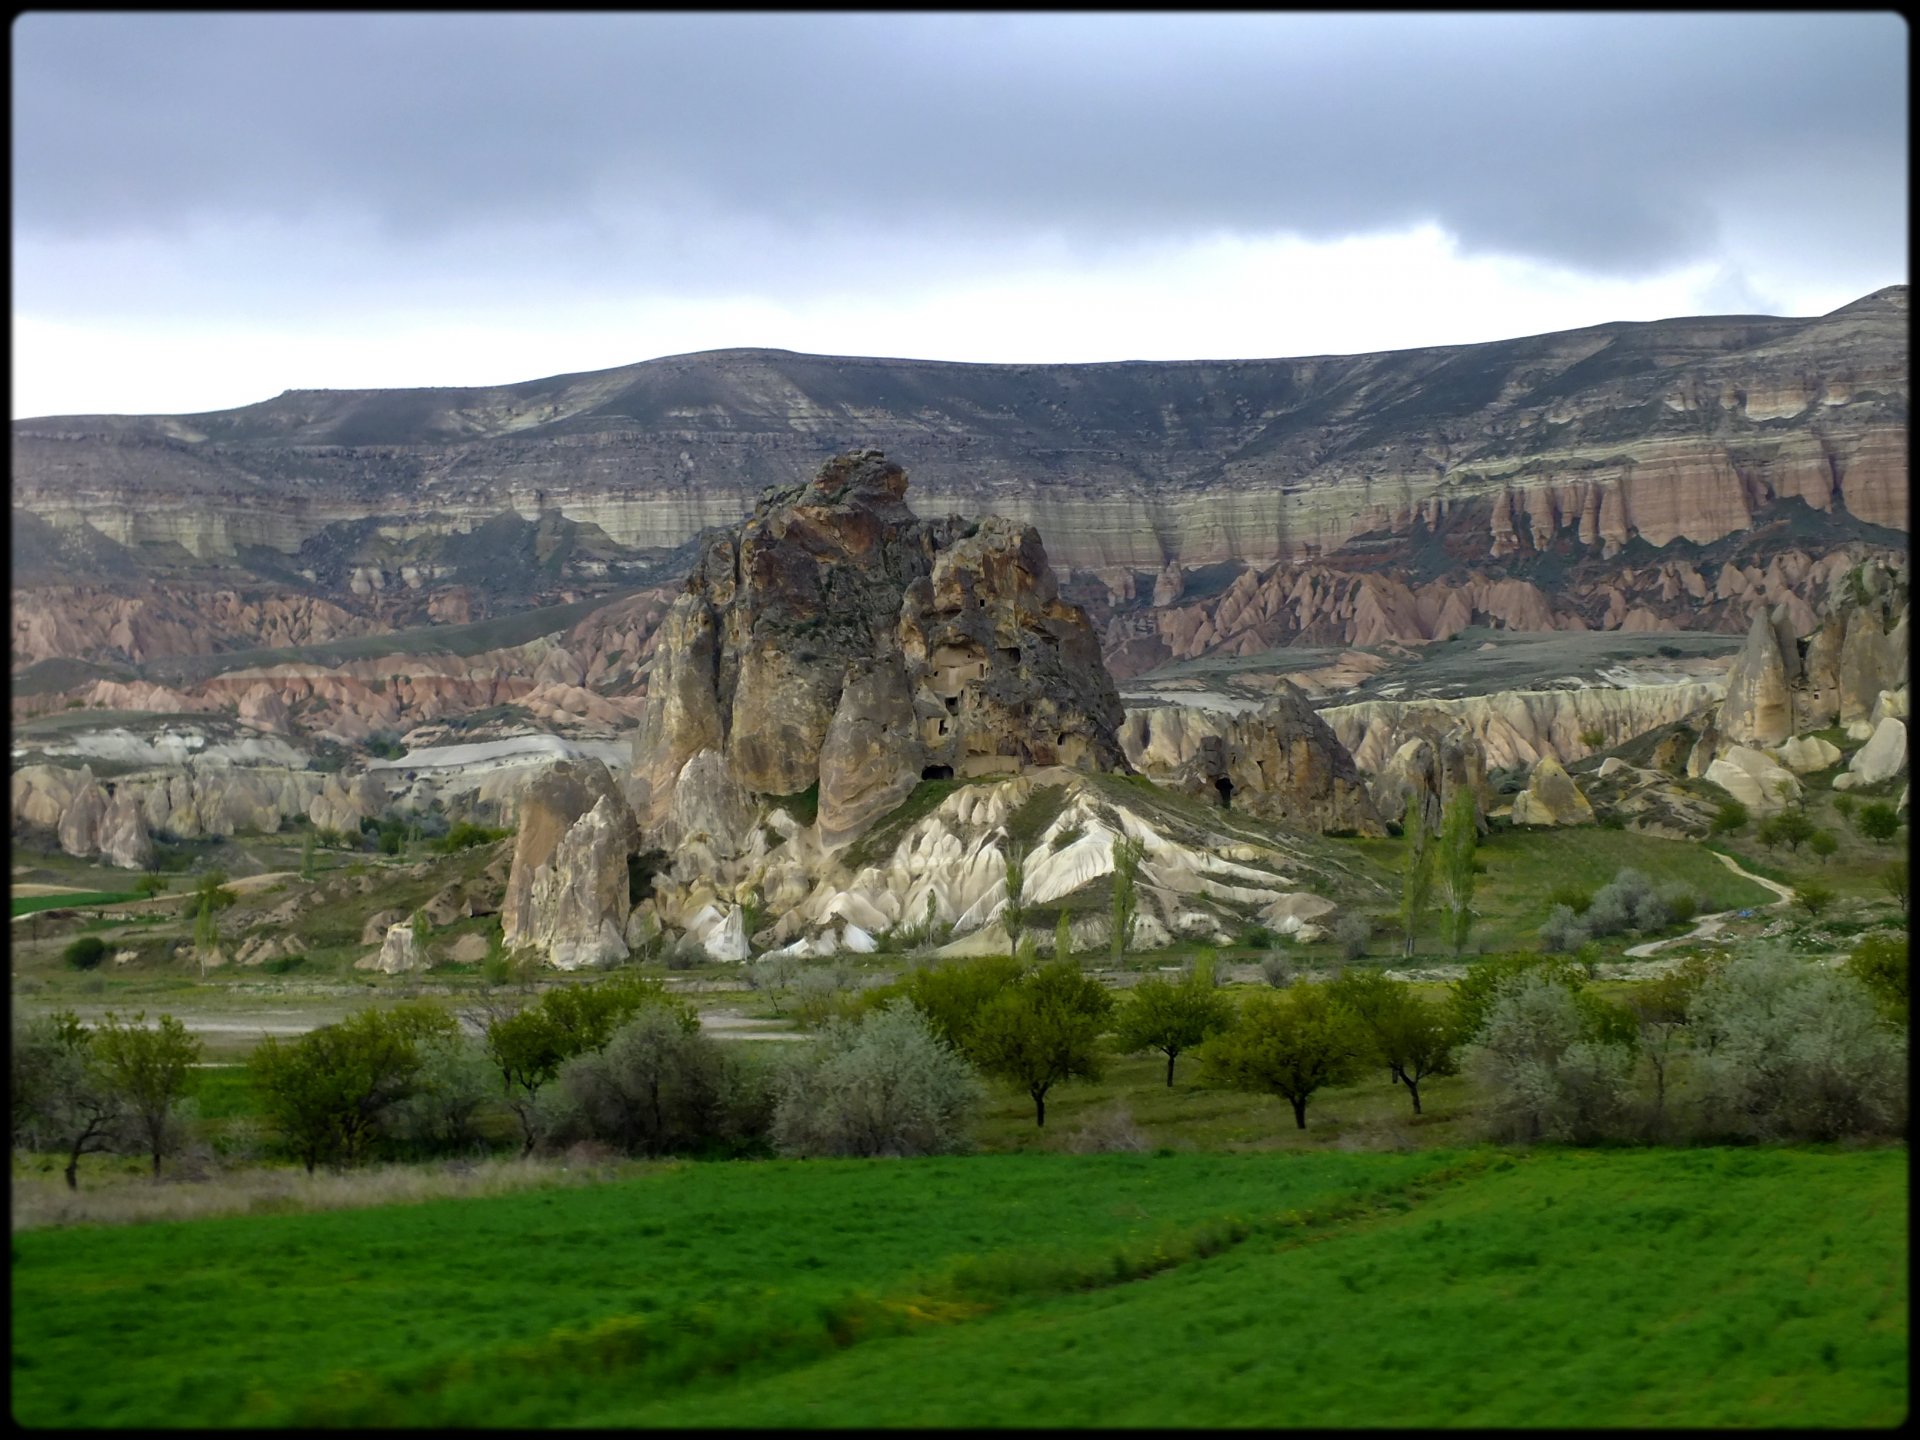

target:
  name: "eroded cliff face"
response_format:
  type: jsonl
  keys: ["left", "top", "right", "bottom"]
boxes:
{"left": 12, "top": 289, "right": 1907, "bottom": 689}
{"left": 633, "top": 450, "right": 1125, "bottom": 849}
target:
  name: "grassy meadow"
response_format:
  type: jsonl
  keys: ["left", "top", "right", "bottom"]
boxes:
{"left": 11, "top": 1147, "right": 1905, "bottom": 1428}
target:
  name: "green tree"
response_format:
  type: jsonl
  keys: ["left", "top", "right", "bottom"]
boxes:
{"left": 1448, "top": 952, "right": 1590, "bottom": 1051}
{"left": 90, "top": 1012, "right": 202, "bottom": 1179}
{"left": 1708, "top": 800, "right": 1749, "bottom": 837}
{"left": 1622, "top": 952, "right": 1724, "bottom": 1125}
{"left": 481, "top": 975, "right": 670, "bottom": 1154}
{"left": 1845, "top": 933, "right": 1908, "bottom": 1026}
{"left": 1002, "top": 846, "right": 1027, "bottom": 941}
{"left": 1109, "top": 835, "right": 1145, "bottom": 962}
{"left": 1795, "top": 879, "right": 1836, "bottom": 919}
{"left": 900, "top": 954, "right": 1027, "bottom": 1059}
{"left": 1438, "top": 788, "right": 1478, "bottom": 958}
{"left": 132, "top": 872, "right": 169, "bottom": 899}
{"left": 1878, "top": 859, "right": 1908, "bottom": 916}
{"left": 1200, "top": 983, "right": 1368, "bottom": 1130}
{"left": 249, "top": 1002, "right": 458, "bottom": 1173}
{"left": 61, "top": 935, "right": 108, "bottom": 971}
{"left": 1462, "top": 972, "right": 1636, "bottom": 1143}
{"left": 1328, "top": 970, "right": 1456, "bottom": 1116}
{"left": 1055, "top": 908, "right": 1073, "bottom": 962}
{"left": 1831, "top": 792, "right": 1857, "bottom": 824}
{"left": 190, "top": 871, "right": 237, "bottom": 977}
{"left": 1856, "top": 802, "right": 1900, "bottom": 843}
{"left": 1398, "top": 795, "right": 1435, "bottom": 957}
{"left": 1808, "top": 829, "right": 1838, "bottom": 864}
{"left": 11, "top": 1011, "right": 123, "bottom": 1191}
{"left": 970, "top": 960, "right": 1115, "bottom": 1127}
{"left": 772, "top": 1000, "right": 982, "bottom": 1158}
{"left": 300, "top": 828, "right": 317, "bottom": 882}
{"left": 1770, "top": 809, "right": 1816, "bottom": 852}
{"left": 1113, "top": 971, "right": 1234, "bottom": 1087}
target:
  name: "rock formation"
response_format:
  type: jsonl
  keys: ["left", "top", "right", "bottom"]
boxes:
{"left": 633, "top": 450, "right": 1125, "bottom": 853}
{"left": 1719, "top": 608, "right": 1796, "bottom": 746}
{"left": 1119, "top": 687, "right": 1385, "bottom": 835}
{"left": 1703, "top": 746, "right": 1803, "bottom": 814}
{"left": 1508, "top": 755, "right": 1595, "bottom": 827}
{"left": 500, "top": 758, "right": 644, "bottom": 970}
{"left": 1370, "top": 730, "right": 1491, "bottom": 836}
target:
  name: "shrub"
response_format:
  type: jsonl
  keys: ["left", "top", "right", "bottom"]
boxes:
{"left": 381, "top": 1039, "right": 499, "bottom": 1158}
{"left": 1258, "top": 949, "right": 1295, "bottom": 988}
{"left": 1689, "top": 950, "right": 1907, "bottom": 1141}
{"left": 1831, "top": 793, "right": 1858, "bottom": 822}
{"left": 1333, "top": 913, "right": 1371, "bottom": 961}
{"left": 1460, "top": 972, "right": 1635, "bottom": 1143}
{"left": 438, "top": 822, "right": 509, "bottom": 854}
{"left": 1064, "top": 1102, "right": 1151, "bottom": 1155}
{"left": 547, "top": 1006, "right": 768, "bottom": 1158}
{"left": 1579, "top": 728, "right": 1607, "bottom": 750}
{"left": 1878, "top": 859, "right": 1909, "bottom": 915}
{"left": 61, "top": 936, "right": 108, "bottom": 971}
{"left": 1581, "top": 868, "right": 1669, "bottom": 936}
{"left": 1660, "top": 887, "right": 1699, "bottom": 927}
{"left": 1807, "top": 829, "right": 1838, "bottom": 864}
{"left": 1794, "top": 879, "right": 1837, "bottom": 919}
{"left": 788, "top": 962, "right": 866, "bottom": 1030}
{"left": 1544, "top": 883, "right": 1593, "bottom": 916}
{"left": 1537, "top": 904, "right": 1590, "bottom": 954}
{"left": 771, "top": 999, "right": 982, "bottom": 1158}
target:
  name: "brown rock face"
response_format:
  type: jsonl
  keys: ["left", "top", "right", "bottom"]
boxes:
{"left": 500, "top": 758, "right": 642, "bottom": 965}
{"left": 1370, "top": 730, "right": 1491, "bottom": 836}
{"left": 1119, "top": 686, "right": 1385, "bottom": 836}
{"left": 633, "top": 451, "right": 1125, "bottom": 840}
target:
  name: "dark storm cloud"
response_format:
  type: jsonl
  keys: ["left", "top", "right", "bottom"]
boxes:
{"left": 11, "top": 12, "right": 1907, "bottom": 281}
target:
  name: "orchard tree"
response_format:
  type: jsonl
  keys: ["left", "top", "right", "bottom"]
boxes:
{"left": 970, "top": 960, "right": 1114, "bottom": 1127}
{"left": 1113, "top": 970, "right": 1234, "bottom": 1087}
{"left": 11, "top": 1011, "right": 124, "bottom": 1191}
{"left": 1877, "top": 859, "right": 1908, "bottom": 916}
{"left": 250, "top": 1001, "right": 458, "bottom": 1172}
{"left": 1856, "top": 802, "right": 1900, "bottom": 844}
{"left": 1328, "top": 970, "right": 1456, "bottom": 1116}
{"left": 90, "top": 1012, "right": 203, "bottom": 1179}
{"left": 1200, "top": 983, "right": 1368, "bottom": 1130}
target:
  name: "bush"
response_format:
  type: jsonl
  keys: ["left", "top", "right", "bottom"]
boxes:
{"left": 548, "top": 1007, "right": 769, "bottom": 1157}
{"left": 1580, "top": 868, "right": 1669, "bottom": 937}
{"left": 379, "top": 1038, "right": 497, "bottom": 1158}
{"left": 1537, "top": 904, "right": 1590, "bottom": 954}
{"left": 1660, "top": 887, "right": 1699, "bottom": 927}
{"left": 1064, "top": 1102, "right": 1151, "bottom": 1154}
{"left": 1544, "top": 884, "right": 1593, "bottom": 916}
{"left": 438, "top": 822, "right": 509, "bottom": 854}
{"left": 1461, "top": 972, "right": 1635, "bottom": 1144}
{"left": 1807, "top": 829, "right": 1838, "bottom": 864}
{"left": 1333, "top": 913, "right": 1371, "bottom": 961}
{"left": 1689, "top": 950, "right": 1907, "bottom": 1141}
{"left": 1258, "top": 950, "right": 1294, "bottom": 988}
{"left": 61, "top": 936, "right": 108, "bottom": 971}
{"left": 771, "top": 1000, "right": 982, "bottom": 1158}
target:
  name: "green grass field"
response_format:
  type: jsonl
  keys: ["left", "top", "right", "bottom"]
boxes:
{"left": 11, "top": 1147, "right": 1905, "bottom": 1428}
{"left": 10, "top": 890, "right": 146, "bottom": 917}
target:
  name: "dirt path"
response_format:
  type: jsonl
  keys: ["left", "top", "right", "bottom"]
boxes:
{"left": 1623, "top": 851, "right": 1795, "bottom": 959}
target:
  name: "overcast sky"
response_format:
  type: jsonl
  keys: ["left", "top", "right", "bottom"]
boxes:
{"left": 11, "top": 12, "right": 1908, "bottom": 418}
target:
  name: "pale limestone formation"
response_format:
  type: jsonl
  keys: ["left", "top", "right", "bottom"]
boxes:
{"left": 1719, "top": 609, "right": 1793, "bottom": 746}
{"left": 526, "top": 792, "right": 641, "bottom": 970}
{"left": 1509, "top": 756, "right": 1595, "bottom": 827}
{"left": 816, "top": 658, "right": 923, "bottom": 846}
{"left": 1704, "top": 745, "right": 1803, "bottom": 814}
{"left": 1848, "top": 717, "right": 1909, "bottom": 785}
{"left": 374, "top": 923, "right": 426, "bottom": 975}
{"left": 1368, "top": 730, "right": 1489, "bottom": 837}
{"left": 96, "top": 789, "right": 154, "bottom": 870}
{"left": 1771, "top": 735, "right": 1843, "bottom": 774}
{"left": 500, "top": 758, "right": 636, "bottom": 955}
{"left": 1322, "top": 682, "right": 1724, "bottom": 775}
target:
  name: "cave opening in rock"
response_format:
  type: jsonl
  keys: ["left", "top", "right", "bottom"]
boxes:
{"left": 1215, "top": 776, "right": 1233, "bottom": 809}
{"left": 922, "top": 765, "right": 954, "bottom": 781}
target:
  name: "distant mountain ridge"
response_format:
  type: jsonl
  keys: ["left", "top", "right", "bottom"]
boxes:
{"left": 10, "top": 286, "right": 1907, "bottom": 680}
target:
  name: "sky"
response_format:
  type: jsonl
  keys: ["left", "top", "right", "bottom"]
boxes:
{"left": 10, "top": 11, "right": 1909, "bottom": 419}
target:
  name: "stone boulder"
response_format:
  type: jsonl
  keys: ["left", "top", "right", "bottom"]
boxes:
{"left": 1704, "top": 745, "right": 1803, "bottom": 813}
{"left": 373, "top": 922, "right": 426, "bottom": 974}
{"left": 445, "top": 932, "right": 492, "bottom": 964}
{"left": 1509, "top": 755, "right": 1595, "bottom": 827}
{"left": 1847, "top": 716, "right": 1909, "bottom": 785}
{"left": 422, "top": 884, "right": 475, "bottom": 928}
{"left": 1771, "top": 735, "right": 1843, "bottom": 774}
{"left": 507, "top": 773, "right": 644, "bottom": 970}
{"left": 360, "top": 908, "right": 406, "bottom": 945}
